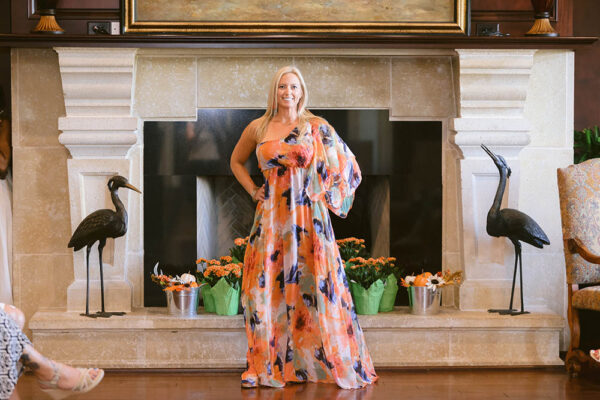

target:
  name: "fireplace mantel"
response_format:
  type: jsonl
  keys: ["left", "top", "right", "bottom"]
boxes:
{"left": 9, "top": 44, "right": 575, "bottom": 367}
{"left": 0, "top": 33, "right": 596, "bottom": 49}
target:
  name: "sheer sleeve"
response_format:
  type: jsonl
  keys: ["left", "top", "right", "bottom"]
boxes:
{"left": 306, "top": 120, "right": 362, "bottom": 218}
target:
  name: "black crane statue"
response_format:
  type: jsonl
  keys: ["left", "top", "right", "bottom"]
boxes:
{"left": 481, "top": 144, "right": 550, "bottom": 315}
{"left": 68, "top": 175, "right": 141, "bottom": 318}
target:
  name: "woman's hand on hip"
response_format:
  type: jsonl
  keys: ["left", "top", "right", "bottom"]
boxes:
{"left": 252, "top": 185, "right": 265, "bottom": 202}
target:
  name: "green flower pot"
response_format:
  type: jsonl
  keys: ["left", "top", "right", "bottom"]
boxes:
{"left": 213, "top": 277, "right": 241, "bottom": 316}
{"left": 378, "top": 274, "right": 399, "bottom": 312}
{"left": 201, "top": 284, "right": 215, "bottom": 313}
{"left": 350, "top": 280, "right": 384, "bottom": 315}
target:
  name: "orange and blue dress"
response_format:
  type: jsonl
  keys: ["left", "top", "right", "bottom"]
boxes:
{"left": 241, "top": 118, "right": 378, "bottom": 389}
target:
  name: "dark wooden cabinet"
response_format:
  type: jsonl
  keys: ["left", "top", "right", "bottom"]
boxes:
{"left": 471, "top": 0, "right": 572, "bottom": 36}
{"left": 11, "top": 0, "right": 120, "bottom": 34}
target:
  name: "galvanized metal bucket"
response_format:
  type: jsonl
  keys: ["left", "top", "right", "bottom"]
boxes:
{"left": 408, "top": 286, "right": 441, "bottom": 315}
{"left": 166, "top": 287, "right": 199, "bottom": 317}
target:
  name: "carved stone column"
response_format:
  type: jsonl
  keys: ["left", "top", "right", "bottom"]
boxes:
{"left": 55, "top": 48, "right": 142, "bottom": 312}
{"left": 450, "top": 49, "right": 537, "bottom": 310}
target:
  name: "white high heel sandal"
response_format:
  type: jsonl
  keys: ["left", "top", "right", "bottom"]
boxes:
{"left": 38, "top": 362, "right": 104, "bottom": 400}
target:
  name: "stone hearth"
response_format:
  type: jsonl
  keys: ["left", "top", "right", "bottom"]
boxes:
{"left": 30, "top": 308, "right": 562, "bottom": 368}
{"left": 9, "top": 46, "right": 573, "bottom": 367}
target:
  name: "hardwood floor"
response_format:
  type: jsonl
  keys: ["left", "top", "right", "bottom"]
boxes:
{"left": 14, "top": 368, "right": 600, "bottom": 400}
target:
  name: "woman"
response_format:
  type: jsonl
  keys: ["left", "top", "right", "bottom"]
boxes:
{"left": 0, "top": 304, "right": 104, "bottom": 399}
{"left": 230, "top": 66, "right": 378, "bottom": 389}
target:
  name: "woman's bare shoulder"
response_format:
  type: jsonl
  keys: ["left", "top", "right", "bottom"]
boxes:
{"left": 245, "top": 117, "right": 262, "bottom": 131}
{"left": 241, "top": 117, "right": 263, "bottom": 138}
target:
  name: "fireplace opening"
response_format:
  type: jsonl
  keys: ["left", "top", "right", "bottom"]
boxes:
{"left": 143, "top": 110, "right": 441, "bottom": 306}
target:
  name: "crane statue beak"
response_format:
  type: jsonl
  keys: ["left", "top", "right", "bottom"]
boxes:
{"left": 481, "top": 144, "right": 499, "bottom": 163}
{"left": 124, "top": 183, "right": 142, "bottom": 194}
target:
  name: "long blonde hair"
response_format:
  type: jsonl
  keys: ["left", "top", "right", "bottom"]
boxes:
{"left": 255, "top": 66, "right": 314, "bottom": 141}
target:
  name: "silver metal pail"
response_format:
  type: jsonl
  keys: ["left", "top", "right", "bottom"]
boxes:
{"left": 408, "top": 286, "right": 441, "bottom": 315}
{"left": 166, "top": 287, "right": 200, "bottom": 317}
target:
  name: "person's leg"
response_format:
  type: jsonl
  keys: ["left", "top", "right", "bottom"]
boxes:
{"left": 20, "top": 344, "right": 102, "bottom": 390}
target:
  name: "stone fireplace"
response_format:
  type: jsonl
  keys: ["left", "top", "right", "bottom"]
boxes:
{"left": 11, "top": 46, "right": 571, "bottom": 367}
{"left": 142, "top": 110, "right": 441, "bottom": 306}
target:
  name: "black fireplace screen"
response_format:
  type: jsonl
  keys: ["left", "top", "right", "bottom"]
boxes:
{"left": 144, "top": 109, "right": 441, "bottom": 306}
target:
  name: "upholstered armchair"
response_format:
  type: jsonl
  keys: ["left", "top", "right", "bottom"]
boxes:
{"left": 557, "top": 159, "right": 600, "bottom": 376}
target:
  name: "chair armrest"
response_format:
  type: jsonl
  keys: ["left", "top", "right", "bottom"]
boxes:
{"left": 567, "top": 238, "right": 600, "bottom": 264}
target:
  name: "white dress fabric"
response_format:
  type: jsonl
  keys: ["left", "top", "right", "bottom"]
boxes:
{"left": 0, "top": 173, "right": 12, "bottom": 305}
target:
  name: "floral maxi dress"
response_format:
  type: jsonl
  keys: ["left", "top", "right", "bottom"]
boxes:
{"left": 241, "top": 119, "right": 378, "bottom": 389}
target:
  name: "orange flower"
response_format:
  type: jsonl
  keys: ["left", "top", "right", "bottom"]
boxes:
{"left": 413, "top": 275, "right": 428, "bottom": 287}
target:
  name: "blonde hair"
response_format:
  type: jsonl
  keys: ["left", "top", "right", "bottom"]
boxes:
{"left": 255, "top": 66, "right": 314, "bottom": 141}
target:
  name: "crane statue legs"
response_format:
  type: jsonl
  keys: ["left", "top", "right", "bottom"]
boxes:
{"left": 83, "top": 238, "right": 118, "bottom": 318}
{"left": 488, "top": 240, "right": 527, "bottom": 315}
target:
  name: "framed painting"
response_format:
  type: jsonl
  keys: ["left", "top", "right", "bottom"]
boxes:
{"left": 123, "top": 0, "right": 469, "bottom": 34}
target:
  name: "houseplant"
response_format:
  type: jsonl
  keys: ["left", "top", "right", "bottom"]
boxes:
{"left": 401, "top": 270, "right": 462, "bottom": 315}
{"left": 345, "top": 257, "right": 386, "bottom": 315}
{"left": 229, "top": 236, "right": 249, "bottom": 263}
{"left": 150, "top": 263, "right": 201, "bottom": 316}
{"left": 376, "top": 257, "right": 402, "bottom": 312}
{"left": 196, "top": 256, "right": 243, "bottom": 315}
{"left": 574, "top": 126, "right": 600, "bottom": 164}
{"left": 336, "top": 237, "right": 368, "bottom": 265}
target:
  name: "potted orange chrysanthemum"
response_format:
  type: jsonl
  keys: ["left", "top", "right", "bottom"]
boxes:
{"left": 376, "top": 257, "right": 401, "bottom": 312}
{"left": 196, "top": 256, "right": 243, "bottom": 316}
{"left": 346, "top": 257, "right": 386, "bottom": 315}
{"left": 229, "top": 236, "right": 249, "bottom": 263}
{"left": 336, "top": 237, "right": 368, "bottom": 265}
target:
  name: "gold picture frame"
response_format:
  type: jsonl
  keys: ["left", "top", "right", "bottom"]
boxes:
{"left": 124, "top": 0, "right": 469, "bottom": 35}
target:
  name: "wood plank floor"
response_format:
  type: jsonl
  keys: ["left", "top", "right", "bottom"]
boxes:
{"left": 14, "top": 368, "right": 600, "bottom": 400}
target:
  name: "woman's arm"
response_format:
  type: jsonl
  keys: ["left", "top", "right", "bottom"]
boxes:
{"left": 230, "top": 119, "right": 265, "bottom": 202}
{"left": 0, "top": 117, "right": 10, "bottom": 180}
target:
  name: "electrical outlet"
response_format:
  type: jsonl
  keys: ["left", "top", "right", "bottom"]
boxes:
{"left": 476, "top": 23, "right": 500, "bottom": 36}
{"left": 110, "top": 21, "right": 120, "bottom": 35}
{"left": 87, "top": 22, "right": 110, "bottom": 35}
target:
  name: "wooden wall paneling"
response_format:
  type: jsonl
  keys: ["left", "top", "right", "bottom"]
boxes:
{"left": 472, "top": 0, "right": 537, "bottom": 11}
{"left": 30, "top": 0, "right": 120, "bottom": 19}
{"left": 472, "top": 0, "right": 554, "bottom": 21}
{"left": 1, "top": 0, "right": 11, "bottom": 116}
{"left": 557, "top": 0, "right": 573, "bottom": 36}
{"left": 573, "top": 0, "right": 600, "bottom": 129}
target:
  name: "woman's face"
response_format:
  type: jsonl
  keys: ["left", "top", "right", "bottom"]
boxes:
{"left": 276, "top": 73, "right": 303, "bottom": 112}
